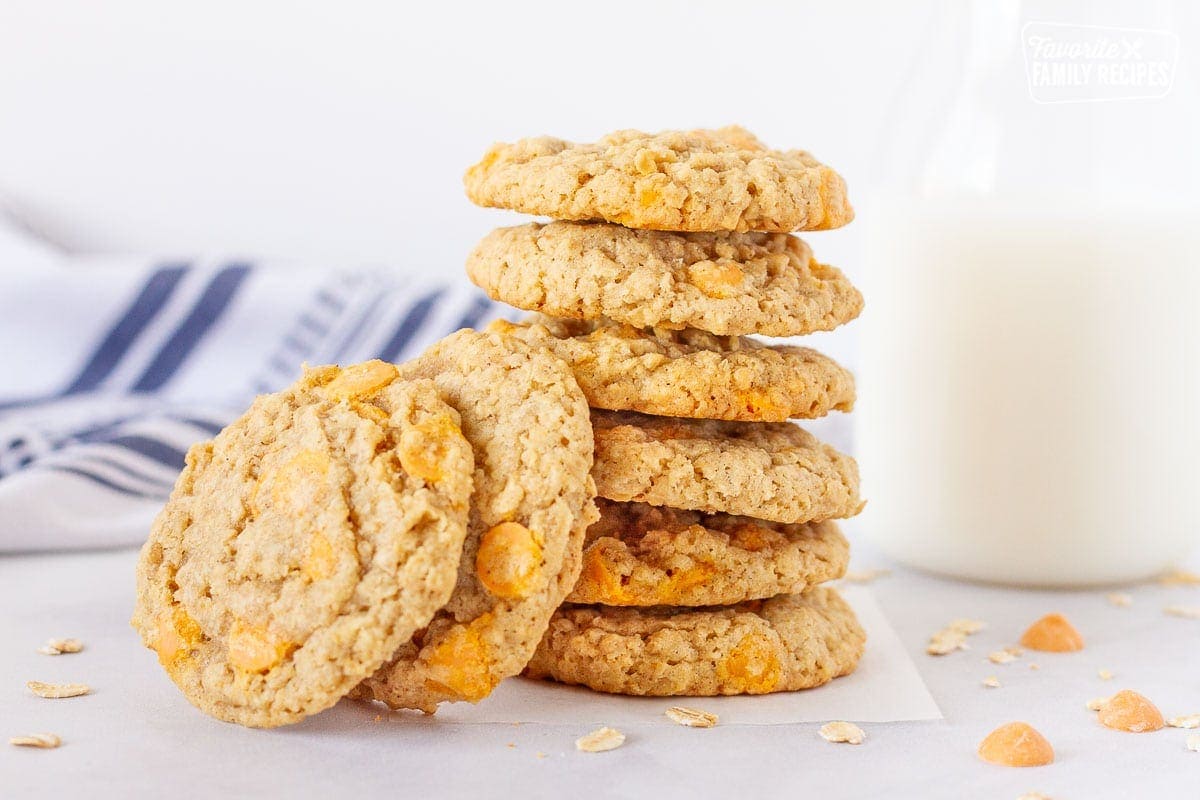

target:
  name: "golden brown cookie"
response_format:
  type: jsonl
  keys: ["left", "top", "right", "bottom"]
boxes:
{"left": 131, "top": 361, "right": 474, "bottom": 727}
{"left": 591, "top": 411, "right": 862, "bottom": 524}
{"left": 569, "top": 500, "right": 849, "bottom": 607}
{"left": 354, "top": 329, "right": 597, "bottom": 713}
{"left": 489, "top": 316, "right": 855, "bottom": 422}
{"left": 466, "top": 222, "right": 861, "bottom": 337}
{"left": 464, "top": 127, "right": 853, "bottom": 233}
{"left": 525, "top": 588, "right": 864, "bottom": 696}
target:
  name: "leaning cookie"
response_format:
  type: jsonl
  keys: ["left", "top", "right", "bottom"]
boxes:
{"left": 489, "top": 316, "right": 854, "bottom": 422}
{"left": 132, "top": 361, "right": 474, "bottom": 728}
{"left": 353, "top": 329, "right": 597, "bottom": 713}
{"left": 464, "top": 127, "right": 853, "bottom": 233}
{"left": 525, "top": 588, "right": 864, "bottom": 696}
{"left": 466, "top": 222, "right": 861, "bottom": 337}
{"left": 591, "top": 411, "right": 862, "bottom": 524}
{"left": 569, "top": 500, "right": 849, "bottom": 607}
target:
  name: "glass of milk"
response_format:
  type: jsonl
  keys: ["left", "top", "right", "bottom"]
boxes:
{"left": 856, "top": 0, "right": 1200, "bottom": 585}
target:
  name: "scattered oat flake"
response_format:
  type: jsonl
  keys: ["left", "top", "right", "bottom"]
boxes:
{"left": 1098, "top": 669, "right": 1114, "bottom": 681}
{"left": 26, "top": 681, "right": 89, "bottom": 699}
{"left": 988, "top": 649, "right": 1019, "bottom": 665}
{"left": 819, "top": 721, "right": 865, "bottom": 745}
{"left": 664, "top": 706, "right": 718, "bottom": 728}
{"left": 1157, "top": 569, "right": 1200, "bottom": 586}
{"left": 1017, "top": 794, "right": 1052, "bottom": 800}
{"left": 1167, "top": 714, "right": 1200, "bottom": 729}
{"left": 841, "top": 568, "right": 891, "bottom": 584}
{"left": 1087, "top": 696, "right": 1112, "bottom": 712}
{"left": 576, "top": 727, "right": 625, "bottom": 753}
{"left": 1029, "top": 663, "right": 1041, "bottom": 671}
{"left": 950, "top": 618, "right": 987, "bottom": 634}
{"left": 1187, "top": 734, "right": 1200, "bottom": 752}
{"left": 535, "top": 752, "right": 547, "bottom": 759}
{"left": 36, "top": 638, "right": 83, "bottom": 656}
{"left": 927, "top": 619, "right": 985, "bottom": 655}
{"left": 1164, "top": 605, "right": 1200, "bottom": 619}
{"left": 1106, "top": 593, "right": 1132, "bottom": 608}
{"left": 9, "top": 733, "right": 61, "bottom": 749}
{"left": 982, "top": 676, "right": 1002, "bottom": 688}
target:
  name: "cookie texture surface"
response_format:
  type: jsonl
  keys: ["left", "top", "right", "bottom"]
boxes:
{"left": 354, "top": 329, "right": 597, "bottom": 713}
{"left": 490, "top": 316, "right": 855, "bottom": 422}
{"left": 467, "top": 222, "right": 861, "bottom": 337}
{"left": 591, "top": 411, "right": 862, "bottom": 524}
{"left": 131, "top": 362, "right": 474, "bottom": 727}
{"left": 569, "top": 500, "right": 849, "bottom": 607}
{"left": 526, "top": 588, "right": 864, "bottom": 696}
{"left": 464, "top": 127, "right": 853, "bottom": 233}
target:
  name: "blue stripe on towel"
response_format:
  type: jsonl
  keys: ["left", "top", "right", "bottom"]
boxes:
{"left": 375, "top": 288, "right": 444, "bottom": 363}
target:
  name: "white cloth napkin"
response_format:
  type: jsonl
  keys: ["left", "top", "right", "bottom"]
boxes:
{"left": 0, "top": 219, "right": 500, "bottom": 552}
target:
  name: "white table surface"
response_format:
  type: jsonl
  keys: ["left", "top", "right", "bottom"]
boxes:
{"left": 1, "top": 543, "right": 1197, "bottom": 800}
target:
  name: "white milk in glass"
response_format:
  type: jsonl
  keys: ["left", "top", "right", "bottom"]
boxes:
{"left": 858, "top": 198, "right": 1200, "bottom": 585}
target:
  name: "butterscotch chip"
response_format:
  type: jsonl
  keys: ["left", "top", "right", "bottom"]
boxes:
{"left": 1019, "top": 613, "right": 1084, "bottom": 652}
{"left": 131, "top": 363, "right": 475, "bottom": 728}
{"left": 488, "top": 317, "right": 855, "bottom": 422}
{"left": 9, "top": 733, "right": 61, "bottom": 748}
{"left": 665, "top": 706, "right": 718, "bottom": 728}
{"left": 977, "top": 722, "right": 1055, "bottom": 767}
{"left": 576, "top": 727, "right": 626, "bottom": 753}
{"left": 526, "top": 588, "right": 864, "bottom": 697}
{"left": 567, "top": 500, "right": 849, "bottom": 607}
{"left": 355, "top": 330, "right": 596, "bottom": 713}
{"left": 26, "top": 681, "right": 89, "bottom": 699}
{"left": 819, "top": 721, "right": 865, "bottom": 744}
{"left": 1097, "top": 690, "right": 1165, "bottom": 732}
{"left": 1167, "top": 714, "right": 1200, "bottom": 729}
{"left": 467, "top": 223, "right": 861, "bottom": 338}
{"left": 592, "top": 411, "right": 860, "bottom": 525}
{"left": 36, "top": 638, "right": 83, "bottom": 656}
{"left": 464, "top": 127, "right": 853, "bottom": 233}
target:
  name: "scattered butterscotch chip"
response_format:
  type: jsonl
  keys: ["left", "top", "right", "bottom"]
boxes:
{"left": 977, "top": 722, "right": 1054, "bottom": 767}
{"left": 927, "top": 618, "right": 986, "bottom": 655}
{"left": 1098, "top": 669, "right": 1113, "bottom": 681}
{"left": 1164, "top": 605, "right": 1200, "bottom": 619}
{"left": 1187, "top": 734, "right": 1200, "bottom": 753}
{"left": 26, "top": 681, "right": 90, "bottom": 699}
{"left": 988, "top": 648, "right": 1020, "bottom": 665}
{"left": 1087, "top": 696, "right": 1112, "bottom": 712}
{"left": 1157, "top": 569, "right": 1200, "bottom": 586}
{"left": 1106, "top": 593, "right": 1132, "bottom": 608}
{"left": 819, "top": 721, "right": 865, "bottom": 745}
{"left": 576, "top": 727, "right": 626, "bottom": 753}
{"left": 1019, "top": 613, "right": 1084, "bottom": 652}
{"left": 982, "top": 676, "right": 1002, "bottom": 688}
{"left": 665, "top": 706, "right": 718, "bottom": 728}
{"left": 36, "top": 638, "right": 84, "bottom": 656}
{"left": 9, "top": 733, "right": 61, "bottom": 749}
{"left": 841, "top": 568, "right": 891, "bottom": 584}
{"left": 1166, "top": 713, "right": 1200, "bottom": 729}
{"left": 1097, "top": 689, "right": 1164, "bottom": 732}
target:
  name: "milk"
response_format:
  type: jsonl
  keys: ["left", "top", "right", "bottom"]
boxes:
{"left": 857, "top": 197, "right": 1200, "bottom": 586}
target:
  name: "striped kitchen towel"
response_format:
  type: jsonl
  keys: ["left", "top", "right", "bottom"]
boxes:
{"left": 0, "top": 221, "right": 502, "bottom": 552}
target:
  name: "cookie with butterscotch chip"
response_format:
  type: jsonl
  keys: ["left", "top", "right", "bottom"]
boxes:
{"left": 466, "top": 222, "right": 861, "bottom": 337}
{"left": 525, "top": 588, "right": 864, "bottom": 696}
{"left": 464, "top": 127, "right": 853, "bottom": 233}
{"left": 132, "top": 361, "right": 474, "bottom": 728}
{"left": 568, "top": 500, "right": 848, "bottom": 607}
{"left": 354, "top": 329, "right": 597, "bottom": 713}
{"left": 489, "top": 316, "right": 855, "bottom": 422}
{"left": 591, "top": 411, "right": 862, "bottom": 524}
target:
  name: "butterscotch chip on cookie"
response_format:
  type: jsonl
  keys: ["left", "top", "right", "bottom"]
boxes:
{"left": 525, "top": 588, "right": 864, "bottom": 696}
{"left": 489, "top": 316, "right": 855, "bottom": 422}
{"left": 591, "top": 411, "right": 862, "bottom": 524}
{"left": 354, "top": 330, "right": 597, "bottom": 713}
{"left": 463, "top": 127, "right": 853, "bottom": 233}
{"left": 131, "top": 361, "right": 474, "bottom": 727}
{"left": 467, "top": 222, "right": 861, "bottom": 337}
{"left": 568, "top": 500, "right": 849, "bottom": 607}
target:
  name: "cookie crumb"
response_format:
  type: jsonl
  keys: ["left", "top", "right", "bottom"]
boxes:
{"left": 977, "top": 721, "right": 1054, "bottom": 767}
{"left": 842, "top": 568, "right": 891, "bottom": 584}
{"left": 1164, "top": 605, "right": 1200, "bottom": 619}
{"left": 1106, "top": 593, "right": 1132, "bottom": 608}
{"left": 927, "top": 618, "right": 985, "bottom": 655}
{"left": 36, "top": 638, "right": 84, "bottom": 656}
{"left": 988, "top": 649, "right": 1020, "bottom": 665}
{"left": 819, "top": 721, "right": 865, "bottom": 745}
{"left": 1187, "top": 734, "right": 1200, "bottom": 753}
{"left": 26, "top": 681, "right": 90, "bottom": 699}
{"left": 576, "top": 727, "right": 625, "bottom": 753}
{"left": 665, "top": 706, "right": 718, "bottom": 728}
{"left": 9, "top": 733, "right": 60, "bottom": 749}
{"left": 1157, "top": 569, "right": 1200, "bottom": 586}
{"left": 1166, "top": 714, "right": 1200, "bottom": 729}
{"left": 1097, "top": 689, "right": 1164, "bottom": 732}
{"left": 1019, "top": 613, "right": 1084, "bottom": 652}
{"left": 1087, "top": 696, "right": 1112, "bottom": 712}
{"left": 983, "top": 676, "right": 1002, "bottom": 688}
{"left": 373, "top": 714, "right": 382, "bottom": 723}
{"left": 1098, "top": 669, "right": 1113, "bottom": 681}
{"left": 506, "top": 742, "right": 515, "bottom": 749}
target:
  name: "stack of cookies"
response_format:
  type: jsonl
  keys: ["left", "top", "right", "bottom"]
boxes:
{"left": 464, "top": 126, "right": 868, "bottom": 697}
